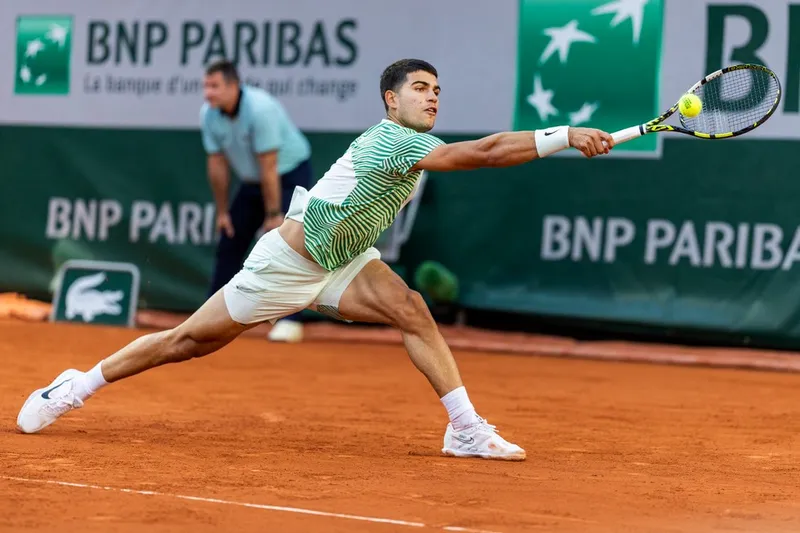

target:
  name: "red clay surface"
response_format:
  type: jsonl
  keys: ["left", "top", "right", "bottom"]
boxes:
{"left": 2, "top": 319, "right": 800, "bottom": 532}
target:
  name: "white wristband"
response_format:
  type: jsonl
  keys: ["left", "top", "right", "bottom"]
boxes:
{"left": 534, "top": 126, "right": 570, "bottom": 158}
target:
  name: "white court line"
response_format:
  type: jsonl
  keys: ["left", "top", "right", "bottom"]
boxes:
{"left": 1, "top": 475, "right": 502, "bottom": 533}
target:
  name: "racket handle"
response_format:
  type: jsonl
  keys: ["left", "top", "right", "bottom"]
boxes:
{"left": 607, "top": 125, "right": 644, "bottom": 146}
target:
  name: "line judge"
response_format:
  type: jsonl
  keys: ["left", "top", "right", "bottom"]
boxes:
{"left": 200, "top": 59, "right": 312, "bottom": 342}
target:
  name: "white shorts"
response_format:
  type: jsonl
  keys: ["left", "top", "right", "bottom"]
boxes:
{"left": 222, "top": 228, "right": 380, "bottom": 325}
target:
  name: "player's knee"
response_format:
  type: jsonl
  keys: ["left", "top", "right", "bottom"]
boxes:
{"left": 158, "top": 328, "right": 207, "bottom": 365}
{"left": 392, "top": 289, "right": 434, "bottom": 334}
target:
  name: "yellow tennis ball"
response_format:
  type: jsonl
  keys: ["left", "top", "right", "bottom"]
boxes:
{"left": 679, "top": 93, "right": 702, "bottom": 118}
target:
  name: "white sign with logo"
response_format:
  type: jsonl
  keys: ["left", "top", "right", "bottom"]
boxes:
{"left": 3, "top": 0, "right": 800, "bottom": 140}
{"left": 0, "top": 0, "right": 517, "bottom": 133}
{"left": 660, "top": 0, "right": 800, "bottom": 139}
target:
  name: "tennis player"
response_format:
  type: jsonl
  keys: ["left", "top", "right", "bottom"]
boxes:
{"left": 17, "top": 59, "right": 614, "bottom": 461}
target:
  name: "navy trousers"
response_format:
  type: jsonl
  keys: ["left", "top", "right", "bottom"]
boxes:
{"left": 208, "top": 158, "right": 312, "bottom": 322}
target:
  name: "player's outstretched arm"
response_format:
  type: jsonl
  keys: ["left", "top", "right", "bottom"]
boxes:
{"left": 411, "top": 126, "right": 614, "bottom": 172}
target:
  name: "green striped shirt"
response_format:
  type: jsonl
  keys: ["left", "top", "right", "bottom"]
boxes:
{"left": 303, "top": 120, "right": 444, "bottom": 270}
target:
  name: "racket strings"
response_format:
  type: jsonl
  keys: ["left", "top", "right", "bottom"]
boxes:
{"left": 681, "top": 68, "right": 779, "bottom": 134}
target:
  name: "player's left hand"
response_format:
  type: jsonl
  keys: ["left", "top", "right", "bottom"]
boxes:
{"left": 263, "top": 214, "right": 284, "bottom": 233}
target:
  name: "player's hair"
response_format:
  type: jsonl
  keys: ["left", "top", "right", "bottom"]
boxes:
{"left": 205, "top": 59, "right": 240, "bottom": 84}
{"left": 380, "top": 59, "right": 438, "bottom": 111}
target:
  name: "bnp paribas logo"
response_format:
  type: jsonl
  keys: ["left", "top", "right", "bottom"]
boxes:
{"left": 514, "top": 0, "right": 664, "bottom": 155}
{"left": 15, "top": 15, "right": 72, "bottom": 95}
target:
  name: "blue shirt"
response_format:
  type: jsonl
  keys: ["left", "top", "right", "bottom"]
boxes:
{"left": 200, "top": 85, "right": 311, "bottom": 182}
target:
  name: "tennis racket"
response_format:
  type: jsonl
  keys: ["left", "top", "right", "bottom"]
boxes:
{"left": 608, "top": 63, "right": 782, "bottom": 146}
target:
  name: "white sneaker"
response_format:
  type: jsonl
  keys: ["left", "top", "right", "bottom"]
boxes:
{"left": 16, "top": 369, "right": 85, "bottom": 434}
{"left": 268, "top": 319, "right": 304, "bottom": 343}
{"left": 442, "top": 417, "right": 526, "bottom": 461}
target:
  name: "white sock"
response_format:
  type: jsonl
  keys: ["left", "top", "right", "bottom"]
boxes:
{"left": 75, "top": 361, "right": 109, "bottom": 401}
{"left": 440, "top": 386, "right": 480, "bottom": 431}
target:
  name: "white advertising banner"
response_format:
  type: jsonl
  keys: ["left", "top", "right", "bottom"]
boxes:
{"left": 2, "top": 0, "right": 799, "bottom": 141}
{"left": 660, "top": 0, "right": 800, "bottom": 139}
{"left": 0, "top": 0, "right": 518, "bottom": 132}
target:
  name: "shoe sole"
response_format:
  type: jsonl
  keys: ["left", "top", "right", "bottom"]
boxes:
{"left": 267, "top": 336, "right": 303, "bottom": 343}
{"left": 441, "top": 448, "right": 527, "bottom": 461}
{"left": 16, "top": 369, "right": 79, "bottom": 434}
{"left": 267, "top": 323, "right": 303, "bottom": 343}
{"left": 267, "top": 331, "right": 303, "bottom": 342}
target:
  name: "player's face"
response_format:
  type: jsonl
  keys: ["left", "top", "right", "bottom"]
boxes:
{"left": 203, "top": 73, "right": 237, "bottom": 109}
{"left": 392, "top": 71, "right": 440, "bottom": 132}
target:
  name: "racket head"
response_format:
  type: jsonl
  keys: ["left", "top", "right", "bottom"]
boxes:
{"left": 666, "top": 64, "right": 781, "bottom": 139}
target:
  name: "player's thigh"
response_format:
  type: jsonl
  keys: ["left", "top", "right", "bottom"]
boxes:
{"left": 168, "top": 289, "right": 257, "bottom": 356}
{"left": 341, "top": 259, "right": 408, "bottom": 324}
{"left": 175, "top": 289, "right": 257, "bottom": 343}
{"left": 312, "top": 256, "right": 428, "bottom": 328}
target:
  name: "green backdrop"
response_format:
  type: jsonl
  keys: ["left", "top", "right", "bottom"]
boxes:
{"left": 2, "top": 125, "right": 799, "bottom": 347}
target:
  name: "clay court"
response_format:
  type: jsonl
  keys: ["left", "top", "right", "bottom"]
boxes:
{"left": 2, "top": 318, "right": 800, "bottom": 532}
